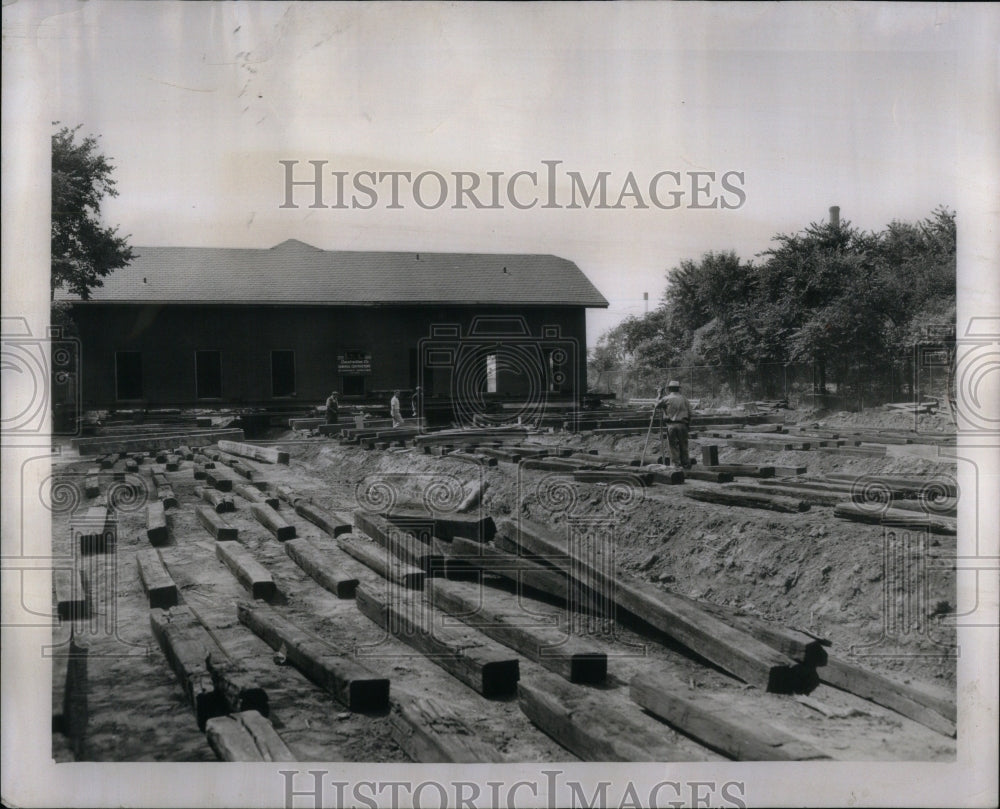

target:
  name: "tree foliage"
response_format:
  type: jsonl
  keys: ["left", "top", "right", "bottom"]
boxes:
{"left": 51, "top": 125, "right": 134, "bottom": 300}
{"left": 590, "top": 208, "right": 956, "bottom": 400}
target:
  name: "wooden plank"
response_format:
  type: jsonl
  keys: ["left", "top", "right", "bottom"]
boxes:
{"left": 73, "top": 506, "right": 111, "bottom": 554}
{"left": 157, "top": 484, "right": 178, "bottom": 509}
{"left": 295, "top": 500, "right": 352, "bottom": 537}
{"left": 197, "top": 486, "right": 235, "bottom": 513}
{"left": 338, "top": 534, "right": 425, "bottom": 590}
{"left": 164, "top": 455, "right": 180, "bottom": 472}
{"left": 54, "top": 567, "right": 87, "bottom": 620}
{"left": 204, "top": 652, "right": 270, "bottom": 717}
{"left": 217, "top": 439, "right": 289, "bottom": 465}
{"left": 275, "top": 483, "right": 306, "bottom": 507}
{"left": 251, "top": 503, "right": 297, "bottom": 541}
{"left": 176, "top": 445, "right": 195, "bottom": 461}
{"left": 630, "top": 672, "right": 831, "bottom": 760}
{"left": 704, "top": 464, "right": 776, "bottom": 479}
{"left": 146, "top": 500, "right": 169, "bottom": 545}
{"left": 72, "top": 428, "right": 245, "bottom": 456}
{"left": 675, "top": 595, "right": 828, "bottom": 666}
{"left": 821, "top": 655, "right": 956, "bottom": 737}
{"left": 684, "top": 487, "right": 810, "bottom": 513}
{"left": 450, "top": 536, "right": 569, "bottom": 596}
{"left": 724, "top": 483, "right": 843, "bottom": 508}
{"left": 149, "top": 606, "right": 227, "bottom": 729}
{"left": 825, "top": 474, "right": 958, "bottom": 499}
{"left": 518, "top": 672, "right": 711, "bottom": 761}
{"left": 206, "top": 468, "right": 235, "bottom": 492}
{"left": 649, "top": 468, "right": 686, "bottom": 485}
{"left": 353, "top": 511, "right": 444, "bottom": 575}
{"left": 448, "top": 450, "right": 498, "bottom": 467}
{"left": 385, "top": 508, "right": 497, "bottom": 544}
{"left": 833, "top": 502, "right": 956, "bottom": 535}
{"left": 572, "top": 469, "right": 653, "bottom": 485}
{"left": 284, "top": 538, "right": 361, "bottom": 599}
{"left": 355, "top": 585, "right": 519, "bottom": 698}
{"left": 236, "top": 601, "right": 389, "bottom": 711}
{"left": 136, "top": 548, "right": 178, "bottom": 609}
{"left": 772, "top": 466, "right": 808, "bottom": 477}
{"left": 205, "top": 715, "right": 265, "bottom": 761}
{"left": 389, "top": 692, "right": 506, "bottom": 763}
{"left": 235, "top": 483, "right": 280, "bottom": 510}
{"left": 427, "top": 578, "right": 606, "bottom": 683}
{"left": 196, "top": 505, "right": 238, "bottom": 541}
{"left": 216, "top": 541, "right": 277, "bottom": 600}
{"left": 497, "top": 518, "right": 813, "bottom": 693}
{"left": 234, "top": 709, "right": 296, "bottom": 761}
{"left": 685, "top": 470, "right": 735, "bottom": 483}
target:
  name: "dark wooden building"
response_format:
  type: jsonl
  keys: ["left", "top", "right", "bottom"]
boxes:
{"left": 58, "top": 239, "right": 608, "bottom": 414}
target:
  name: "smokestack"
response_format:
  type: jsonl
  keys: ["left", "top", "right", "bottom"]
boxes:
{"left": 829, "top": 206, "right": 840, "bottom": 229}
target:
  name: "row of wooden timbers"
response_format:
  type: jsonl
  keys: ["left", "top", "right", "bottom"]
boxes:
{"left": 60, "top": 437, "right": 956, "bottom": 763}
{"left": 318, "top": 420, "right": 957, "bottom": 534}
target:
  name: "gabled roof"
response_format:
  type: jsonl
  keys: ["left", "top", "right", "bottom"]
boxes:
{"left": 55, "top": 239, "right": 608, "bottom": 308}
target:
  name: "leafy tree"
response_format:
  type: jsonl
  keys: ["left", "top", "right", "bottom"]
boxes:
{"left": 51, "top": 124, "right": 134, "bottom": 300}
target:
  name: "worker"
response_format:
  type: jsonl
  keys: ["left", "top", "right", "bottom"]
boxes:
{"left": 324, "top": 391, "right": 339, "bottom": 425}
{"left": 390, "top": 390, "right": 403, "bottom": 427}
{"left": 655, "top": 379, "right": 692, "bottom": 469}
{"left": 411, "top": 385, "right": 423, "bottom": 418}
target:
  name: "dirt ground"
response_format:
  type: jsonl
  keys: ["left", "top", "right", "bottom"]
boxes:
{"left": 50, "top": 406, "right": 958, "bottom": 763}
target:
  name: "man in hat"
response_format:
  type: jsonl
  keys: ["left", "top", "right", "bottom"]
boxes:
{"left": 325, "top": 390, "right": 339, "bottom": 425}
{"left": 655, "top": 380, "right": 692, "bottom": 469}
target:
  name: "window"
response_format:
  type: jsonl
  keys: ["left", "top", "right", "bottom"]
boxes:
{"left": 115, "top": 351, "right": 142, "bottom": 400}
{"left": 195, "top": 350, "right": 222, "bottom": 399}
{"left": 342, "top": 375, "right": 365, "bottom": 396}
{"left": 271, "top": 350, "right": 295, "bottom": 397}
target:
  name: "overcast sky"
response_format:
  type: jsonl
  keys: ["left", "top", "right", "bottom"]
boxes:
{"left": 8, "top": 2, "right": 979, "bottom": 344}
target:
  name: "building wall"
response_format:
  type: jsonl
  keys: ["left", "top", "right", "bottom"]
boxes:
{"left": 71, "top": 303, "right": 590, "bottom": 408}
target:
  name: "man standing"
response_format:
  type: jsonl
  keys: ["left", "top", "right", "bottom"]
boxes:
{"left": 411, "top": 386, "right": 423, "bottom": 419}
{"left": 656, "top": 380, "right": 692, "bottom": 469}
{"left": 325, "top": 391, "right": 339, "bottom": 425}
{"left": 390, "top": 390, "right": 403, "bottom": 427}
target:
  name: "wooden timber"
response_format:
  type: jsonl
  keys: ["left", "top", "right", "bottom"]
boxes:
{"left": 338, "top": 534, "right": 426, "bottom": 590}
{"left": 136, "top": 548, "right": 178, "bottom": 609}
{"left": 205, "top": 710, "right": 295, "bottom": 762}
{"left": 355, "top": 585, "right": 519, "bottom": 698}
{"left": 284, "top": 538, "right": 361, "bottom": 599}
{"left": 353, "top": 511, "right": 444, "bottom": 575}
{"left": 518, "top": 672, "right": 711, "bottom": 761}
{"left": 72, "top": 428, "right": 244, "bottom": 456}
{"left": 684, "top": 487, "right": 810, "bottom": 513}
{"left": 236, "top": 601, "right": 389, "bottom": 711}
{"left": 196, "top": 505, "right": 238, "bottom": 541}
{"left": 295, "top": 500, "right": 353, "bottom": 537}
{"left": 389, "top": 692, "right": 506, "bottom": 762}
{"left": 197, "top": 486, "right": 235, "bottom": 513}
{"left": 146, "top": 500, "right": 169, "bottom": 545}
{"left": 251, "top": 503, "right": 297, "bottom": 541}
{"left": 427, "top": 578, "right": 606, "bottom": 683}
{"left": 833, "top": 502, "right": 956, "bottom": 535}
{"left": 630, "top": 672, "right": 830, "bottom": 760}
{"left": 821, "top": 655, "right": 956, "bottom": 737}
{"left": 216, "top": 541, "right": 277, "bottom": 600}
{"left": 235, "top": 483, "right": 280, "bottom": 510}
{"left": 217, "top": 439, "right": 290, "bottom": 465}
{"left": 496, "top": 518, "right": 814, "bottom": 693}
{"left": 149, "top": 606, "right": 227, "bottom": 729}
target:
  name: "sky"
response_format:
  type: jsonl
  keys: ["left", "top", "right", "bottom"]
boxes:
{"left": 3, "top": 2, "right": 980, "bottom": 345}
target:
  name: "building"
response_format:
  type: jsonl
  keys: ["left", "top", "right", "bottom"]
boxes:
{"left": 57, "top": 239, "right": 608, "bottom": 416}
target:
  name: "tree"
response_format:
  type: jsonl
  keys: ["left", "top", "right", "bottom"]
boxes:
{"left": 51, "top": 124, "right": 134, "bottom": 300}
